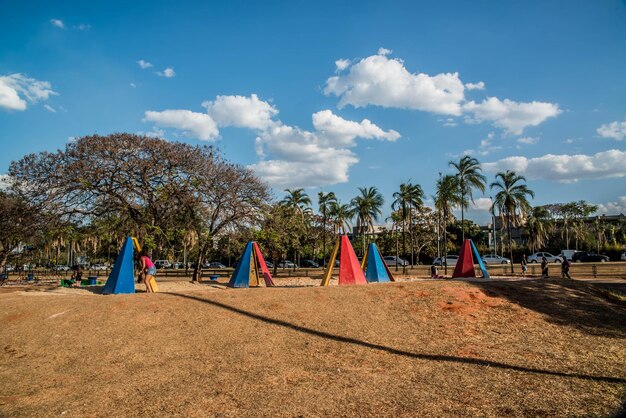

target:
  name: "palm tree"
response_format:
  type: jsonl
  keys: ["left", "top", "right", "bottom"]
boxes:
{"left": 392, "top": 183, "right": 421, "bottom": 273}
{"left": 350, "top": 187, "right": 385, "bottom": 254}
{"left": 318, "top": 191, "right": 337, "bottom": 267}
{"left": 329, "top": 201, "right": 352, "bottom": 235}
{"left": 386, "top": 210, "right": 403, "bottom": 272}
{"left": 434, "top": 175, "right": 462, "bottom": 274}
{"left": 525, "top": 206, "right": 553, "bottom": 253}
{"left": 449, "top": 156, "right": 486, "bottom": 242}
{"left": 490, "top": 170, "right": 535, "bottom": 273}
{"left": 280, "top": 188, "right": 312, "bottom": 219}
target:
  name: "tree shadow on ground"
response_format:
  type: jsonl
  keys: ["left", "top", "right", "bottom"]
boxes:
{"left": 165, "top": 291, "right": 625, "bottom": 385}
{"left": 468, "top": 278, "right": 626, "bottom": 338}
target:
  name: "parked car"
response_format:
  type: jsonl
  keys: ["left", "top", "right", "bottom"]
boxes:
{"left": 278, "top": 260, "right": 298, "bottom": 268}
{"left": 154, "top": 260, "right": 172, "bottom": 269}
{"left": 300, "top": 259, "right": 319, "bottom": 268}
{"left": 206, "top": 262, "right": 226, "bottom": 268}
{"left": 3, "top": 265, "right": 15, "bottom": 272}
{"left": 383, "top": 256, "right": 408, "bottom": 267}
{"left": 265, "top": 261, "right": 274, "bottom": 269}
{"left": 91, "top": 264, "right": 108, "bottom": 271}
{"left": 432, "top": 255, "right": 458, "bottom": 266}
{"left": 334, "top": 259, "right": 340, "bottom": 267}
{"left": 621, "top": 252, "right": 626, "bottom": 261}
{"left": 481, "top": 254, "right": 511, "bottom": 264}
{"left": 572, "top": 251, "right": 609, "bottom": 263}
{"left": 560, "top": 249, "right": 576, "bottom": 261}
{"left": 53, "top": 265, "right": 70, "bottom": 271}
{"left": 527, "top": 252, "right": 562, "bottom": 264}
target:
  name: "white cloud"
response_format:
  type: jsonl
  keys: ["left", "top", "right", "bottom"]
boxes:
{"left": 202, "top": 94, "right": 278, "bottom": 130}
{"left": 43, "top": 104, "right": 56, "bottom": 113}
{"left": 130, "top": 82, "right": 137, "bottom": 88}
{"left": 311, "top": 109, "right": 400, "bottom": 146}
{"left": 0, "top": 73, "right": 58, "bottom": 111}
{"left": 143, "top": 110, "right": 218, "bottom": 140}
{"left": 517, "top": 136, "right": 538, "bottom": 145}
{"left": 0, "top": 174, "right": 13, "bottom": 191}
{"left": 471, "top": 197, "right": 493, "bottom": 211}
{"left": 325, "top": 50, "right": 561, "bottom": 134}
{"left": 335, "top": 59, "right": 350, "bottom": 72}
{"left": 324, "top": 51, "right": 466, "bottom": 115}
{"left": 465, "top": 81, "right": 485, "bottom": 90}
{"left": 463, "top": 97, "right": 561, "bottom": 135}
{"left": 144, "top": 95, "right": 399, "bottom": 188}
{"left": 595, "top": 196, "right": 626, "bottom": 215}
{"left": 483, "top": 149, "right": 626, "bottom": 182}
{"left": 74, "top": 23, "right": 91, "bottom": 30}
{"left": 463, "top": 132, "right": 500, "bottom": 156}
{"left": 137, "top": 60, "right": 153, "bottom": 69}
{"left": 50, "top": 19, "right": 65, "bottom": 29}
{"left": 157, "top": 67, "right": 176, "bottom": 78}
{"left": 597, "top": 118, "right": 626, "bottom": 141}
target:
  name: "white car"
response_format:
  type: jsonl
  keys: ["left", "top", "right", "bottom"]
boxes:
{"left": 54, "top": 265, "right": 70, "bottom": 271}
{"left": 621, "top": 252, "right": 626, "bottom": 261}
{"left": 528, "top": 252, "right": 563, "bottom": 263}
{"left": 383, "top": 256, "right": 408, "bottom": 266}
{"left": 433, "top": 255, "right": 458, "bottom": 266}
{"left": 278, "top": 260, "right": 298, "bottom": 268}
{"left": 91, "top": 264, "right": 108, "bottom": 271}
{"left": 481, "top": 254, "right": 511, "bottom": 264}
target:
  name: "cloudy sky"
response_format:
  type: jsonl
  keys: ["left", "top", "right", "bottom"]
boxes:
{"left": 1, "top": 0, "right": 625, "bottom": 224}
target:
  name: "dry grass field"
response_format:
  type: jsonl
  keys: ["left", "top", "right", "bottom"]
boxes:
{"left": 1, "top": 277, "right": 625, "bottom": 417}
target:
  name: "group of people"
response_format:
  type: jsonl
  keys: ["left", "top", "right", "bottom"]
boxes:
{"left": 520, "top": 254, "right": 571, "bottom": 279}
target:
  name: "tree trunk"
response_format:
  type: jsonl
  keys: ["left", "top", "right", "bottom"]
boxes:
{"left": 395, "top": 224, "right": 399, "bottom": 272}
{"left": 461, "top": 190, "right": 465, "bottom": 243}
{"left": 409, "top": 207, "right": 414, "bottom": 267}
{"left": 402, "top": 216, "right": 407, "bottom": 275}
{"left": 507, "top": 215, "right": 514, "bottom": 274}
{"left": 192, "top": 240, "right": 210, "bottom": 282}
{"left": 322, "top": 209, "right": 326, "bottom": 267}
{"left": 443, "top": 214, "right": 448, "bottom": 275}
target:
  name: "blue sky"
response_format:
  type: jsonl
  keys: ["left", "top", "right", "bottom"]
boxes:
{"left": 1, "top": 0, "right": 625, "bottom": 225}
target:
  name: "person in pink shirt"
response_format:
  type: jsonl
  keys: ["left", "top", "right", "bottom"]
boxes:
{"left": 136, "top": 250, "right": 157, "bottom": 292}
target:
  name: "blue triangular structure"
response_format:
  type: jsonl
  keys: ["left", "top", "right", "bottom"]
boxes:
{"left": 228, "top": 241, "right": 254, "bottom": 288}
{"left": 365, "top": 243, "right": 392, "bottom": 283}
{"left": 103, "top": 237, "right": 136, "bottom": 294}
{"left": 470, "top": 239, "right": 490, "bottom": 279}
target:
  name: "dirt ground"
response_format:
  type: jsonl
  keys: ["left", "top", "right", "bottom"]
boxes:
{"left": 1, "top": 276, "right": 625, "bottom": 417}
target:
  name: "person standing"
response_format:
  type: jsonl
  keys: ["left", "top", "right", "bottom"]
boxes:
{"left": 541, "top": 256, "right": 549, "bottom": 278}
{"left": 521, "top": 254, "right": 528, "bottom": 277}
{"left": 561, "top": 257, "right": 572, "bottom": 279}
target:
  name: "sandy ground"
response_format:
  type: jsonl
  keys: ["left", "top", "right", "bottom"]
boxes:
{"left": 1, "top": 276, "right": 625, "bottom": 417}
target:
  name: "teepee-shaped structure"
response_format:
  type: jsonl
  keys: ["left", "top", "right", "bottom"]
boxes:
{"left": 103, "top": 237, "right": 138, "bottom": 294}
{"left": 321, "top": 235, "right": 368, "bottom": 286}
{"left": 361, "top": 242, "right": 394, "bottom": 283}
{"left": 228, "top": 241, "right": 275, "bottom": 288}
{"left": 452, "top": 239, "right": 490, "bottom": 279}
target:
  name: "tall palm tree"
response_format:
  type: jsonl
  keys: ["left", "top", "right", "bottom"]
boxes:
{"left": 434, "top": 175, "right": 462, "bottom": 274}
{"left": 449, "top": 156, "right": 486, "bottom": 242}
{"left": 329, "top": 201, "right": 352, "bottom": 235}
{"left": 490, "top": 170, "right": 535, "bottom": 273}
{"left": 280, "top": 188, "right": 312, "bottom": 219}
{"left": 350, "top": 187, "right": 385, "bottom": 254}
{"left": 525, "top": 206, "right": 553, "bottom": 253}
{"left": 386, "top": 210, "right": 403, "bottom": 272}
{"left": 392, "top": 183, "right": 421, "bottom": 273}
{"left": 318, "top": 191, "right": 337, "bottom": 267}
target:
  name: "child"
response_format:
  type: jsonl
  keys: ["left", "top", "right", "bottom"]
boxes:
{"left": 431, "top": 265, "right": 443, "bottom": 279}
{"left": 561, "top": 257, "right": 572, "bottom": 279}
{"left": 71, "top": 264, "right": 83, "bottom": 287}
{"left": 137, "top": 251, "right": 158, "bottom": 292}
{"left": 521, "top": 254, "right": 528, "bottom": 277}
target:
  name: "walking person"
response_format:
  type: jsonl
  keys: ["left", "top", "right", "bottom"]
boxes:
{"left": 521, "top": 254, "right": 528, "bottom": 277}
{"left": 561, "top": 257, "right": 572, "bottom": 279}
{"left": 541, "top": 256, "right": 549, "bottom": 278}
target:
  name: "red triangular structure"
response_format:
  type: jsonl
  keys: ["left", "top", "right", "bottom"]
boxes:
{"left": 339, "top": 235, "right": 368, "bottom": 285}
{"left": 253, "top": 242, "right": 275, "bottom": 287}
{"left": 452, "top": 239, "right": 476, "bottom": 278}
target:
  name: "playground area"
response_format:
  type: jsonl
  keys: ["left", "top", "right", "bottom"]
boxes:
{"left": 1, "top": 277, "right": 625, "bottom": 417}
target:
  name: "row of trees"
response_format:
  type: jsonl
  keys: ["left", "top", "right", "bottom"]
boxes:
{"left": 1, "top": 134, "right": 624, "bottom": 277}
